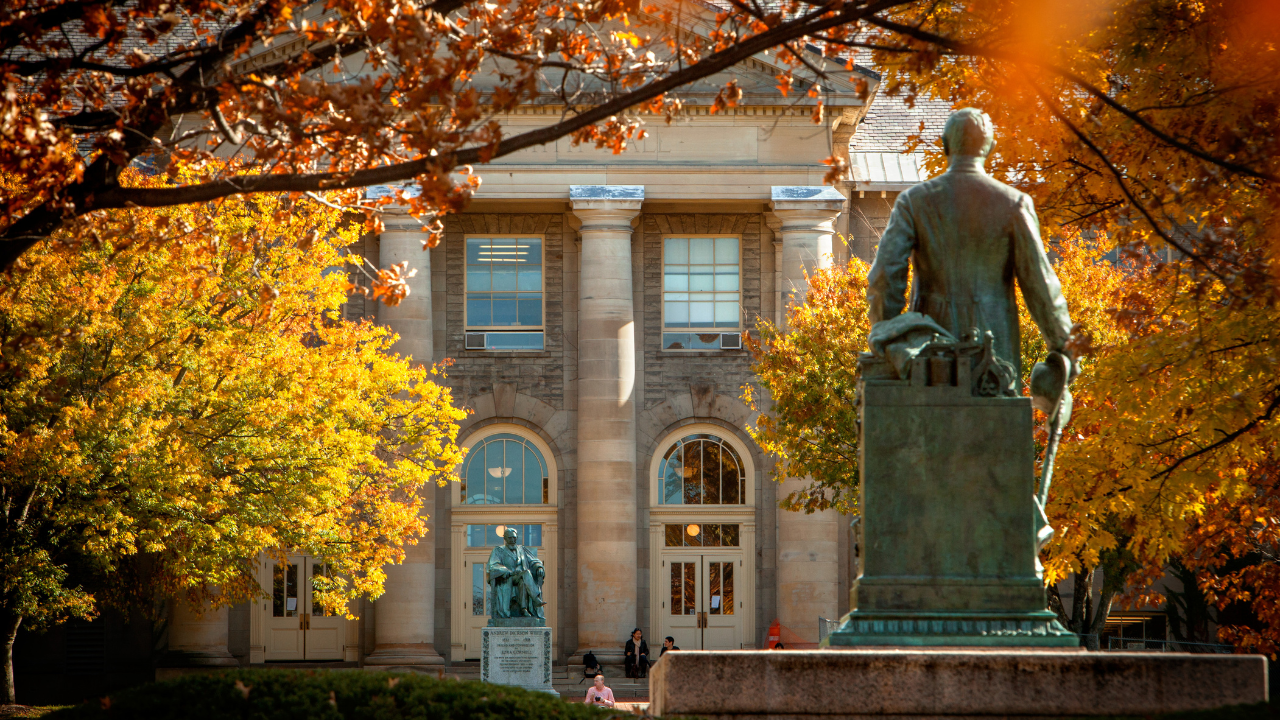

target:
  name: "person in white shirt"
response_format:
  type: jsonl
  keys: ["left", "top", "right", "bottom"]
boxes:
{"left": 584, "top": 674, "right": 615, "bottom": 708}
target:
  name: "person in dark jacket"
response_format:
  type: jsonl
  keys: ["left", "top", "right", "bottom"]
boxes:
{"left": 624, "top": 628, "right": 650, "bottom": 678}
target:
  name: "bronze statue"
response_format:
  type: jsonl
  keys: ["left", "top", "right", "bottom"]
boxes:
{"left": 865, "top": 107, "right": 1079, "bottom": 547}
{"left": 486, "top": 527, "right": 546, "bottom": 621}
{"left": 866, "top": 107, "right": 1074, "bottom": 382}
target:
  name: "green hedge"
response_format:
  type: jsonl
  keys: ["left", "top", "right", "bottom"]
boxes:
{"left": 45, "top": 668, "right": 612, "bottom": 720}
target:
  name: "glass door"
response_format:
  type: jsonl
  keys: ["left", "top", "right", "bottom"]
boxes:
{"left": 463, "top": 549, "right": 491, "bottom": 660}
{"left": 661, "top": 554, "right": 741, "bottom": 651}
{"left": 262, "top": 555, "right": 344, "bottom": 661}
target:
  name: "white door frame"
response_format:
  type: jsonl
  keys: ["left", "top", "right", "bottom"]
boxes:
{"left": 648, "top": 422, "right": 758, "bottom": 649}
{"left": 248, "top": 553, "right": 359, "bottom": 664}
{"left": 649, "top": 508, "right": 755, "bottom": 649}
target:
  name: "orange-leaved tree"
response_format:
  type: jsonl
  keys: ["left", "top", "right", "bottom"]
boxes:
{"left": 5, "top": 0, "right": 1277, "bottom": 305}
{"left": 1049, "top": 258, "right": 1280, "bottom": 654}
{"left": 0, "top": 168, "right": 466, "bottom": 702}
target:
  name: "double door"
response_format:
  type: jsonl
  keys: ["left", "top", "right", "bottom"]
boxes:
{"left": 463, "top": 549, "right": 492, "bottom": 659}
{"left": 261, "top": 555, "right": 345, "bottom": 661}
{"left": 662, "top": 554, "right": 741, "bottom": 650}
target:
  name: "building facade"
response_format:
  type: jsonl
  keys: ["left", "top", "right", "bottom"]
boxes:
{"left": 153, "top": 57, "right": 960, "bottom": 672}
{"left": 15, "top": 41, "right": 963, "bottom": 698}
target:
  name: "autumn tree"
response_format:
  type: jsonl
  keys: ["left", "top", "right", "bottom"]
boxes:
{"left": 0, "top": 169, "right": 466, "bottom": 703}
{"left": 3, "top": 0, "right": 1276, "bottom": 288}
{"left": 743, "top": 257, "right": 870, "bottom": 515}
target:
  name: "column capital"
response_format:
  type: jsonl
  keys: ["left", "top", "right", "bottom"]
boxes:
{"left": 769, "top": 186, "right": 845, "bottom": 230}
{"left": 569, "top": 185, "right": 644, "bottom": 231}
{"left": 380, "top": 210, "right": 431, "bottom": 235}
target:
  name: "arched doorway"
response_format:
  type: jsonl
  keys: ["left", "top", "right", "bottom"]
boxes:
{"left": 449, "top": 427, "right": 559, "bottom": 661}
{"left": 648, "top": 425, "right": 757, "bottom": 650}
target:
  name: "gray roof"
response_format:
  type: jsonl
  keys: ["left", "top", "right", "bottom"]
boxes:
{"left": 851, "top": 91, "right": 952, "bottom": 153}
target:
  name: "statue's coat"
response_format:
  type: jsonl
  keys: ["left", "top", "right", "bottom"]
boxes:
{"left": 487, "top": 542, "right": 546, "bottom": 619}
{"left": 866, "top": 156, "right": 1073, "bottom": 377}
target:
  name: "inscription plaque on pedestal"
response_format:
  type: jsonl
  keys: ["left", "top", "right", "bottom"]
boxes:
{"left": 481, "top": 626, "right": 557, "bottom": 696}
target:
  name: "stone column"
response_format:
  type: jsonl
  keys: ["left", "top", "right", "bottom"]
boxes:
{"left": 570, "top": 185, "right": 643, "bottom": 664}
{"left": 364, "top": 216, "right": 444, "bottom": 667}
{"left": 165, "top": 600, "right": 238, "bottom": 670}
{"left": 769, "top": 186, "right": 844, "bottom": 642}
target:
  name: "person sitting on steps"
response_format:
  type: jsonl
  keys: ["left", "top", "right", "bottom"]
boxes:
{"left": 624, "top": 627, "right": 650, "bottom": 678}
{"left": 660, "top": 636, "right": 679, "bottom": 657}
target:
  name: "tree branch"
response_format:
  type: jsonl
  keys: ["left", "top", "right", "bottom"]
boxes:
{"left": 861, "top": 15, "right": 1280, "bottom": 184}
{"left": 2, "top": 0, "right": 914, "bottom": 268}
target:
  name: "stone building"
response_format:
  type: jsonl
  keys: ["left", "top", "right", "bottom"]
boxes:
{"left": 158, "top": 55, "right": 960, "bottom": 672}
{"left": 13, "top": 32, "right": 958, "bottom": 702}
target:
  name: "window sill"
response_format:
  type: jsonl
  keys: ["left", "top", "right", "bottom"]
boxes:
{"left": 460, "top": 350, "right": 552, "bottom": 358}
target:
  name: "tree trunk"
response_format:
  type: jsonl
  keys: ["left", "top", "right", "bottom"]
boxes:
{"left": 1070, "top": 570, "right": 1093, "bottom": 632}
{"left": 1089, "top": 586, "right": 1119, "bottom": 650}
{"left": 1, "top": 609, "right": 21, "bottom": 704}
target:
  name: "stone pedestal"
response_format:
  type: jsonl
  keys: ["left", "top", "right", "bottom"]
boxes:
{"left": 481, "top": 626, "right": 558, "bottom": 697}
{"left": 650, "top": 650, "right": 1268, "bottom": 719}
{"left": 827, "top": 359, "right": 1074, "bottom": 646}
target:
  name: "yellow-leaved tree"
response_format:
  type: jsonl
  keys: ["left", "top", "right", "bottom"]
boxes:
{"left": 0, "top": 169, "right": 466, "bottom": 702}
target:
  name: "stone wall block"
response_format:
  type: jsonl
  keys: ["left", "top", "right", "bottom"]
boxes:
{"left": 690, "top": 382, "right": 717, "bottom": 417}
{"left": 468, "top": 393, "right": 496, "bottom": 424}
{"left": 670, "top": 391, "right": 694, "bottom": 421}
{"left": 513, "top": 392, "right": 556, "bottom": 428}
{"left": 713, "top": 394, "right": 752, "bottom": 428}
{"left": 493, "top": 382, "right": 517, "bottom": 417}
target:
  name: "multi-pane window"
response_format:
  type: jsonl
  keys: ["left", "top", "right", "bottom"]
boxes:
{"left": 664, "top": 523, "right": 741, "bottom": 547}
{"left": 461, "top": 433, "right": 550, "bottom": 504}
{"left": 663, "top": 237, "right": 740, "bottom": 350}
{"left": 659, "top": 434, "right": 745, "bottom": 505}
{"left": 465, "top": 524, "right": 543, "bottom": 548}
{"left": 466, "top": 236, "right": 544, "bottom": 350}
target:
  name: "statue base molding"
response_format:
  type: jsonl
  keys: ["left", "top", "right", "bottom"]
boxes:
{"left": 649, "top": 650, "right": 1267, "bottom": 719}
{"left": 481, "top": 626, "right": 558, "bottom": 697}
{"left": 825, "top": 609, "right": 1076, "bottom": 647}
{"left": 488, "top": 616, "right": 546, "bottom": 627}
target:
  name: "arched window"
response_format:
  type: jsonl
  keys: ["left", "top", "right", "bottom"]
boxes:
{"left": 659, "top": 433, "right": 744, "bottom": 505}
{"left": 462, "top": 433, "right": 549, "bottom": 504}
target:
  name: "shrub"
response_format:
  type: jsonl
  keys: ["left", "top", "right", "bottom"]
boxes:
{"left": 45, "top": 668, "right": 610, "bottom": 720}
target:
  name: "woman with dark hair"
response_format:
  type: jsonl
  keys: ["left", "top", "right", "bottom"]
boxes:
{"left": 624, "top": 627, "right": 650, "bottom": 678}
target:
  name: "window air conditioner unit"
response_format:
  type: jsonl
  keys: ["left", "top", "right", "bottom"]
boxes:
{"left": 465, "top": 332, "right": 487, "bottom": 350}
{"left": 720, "top": 332, "right": 742, "bottom": 350}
